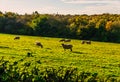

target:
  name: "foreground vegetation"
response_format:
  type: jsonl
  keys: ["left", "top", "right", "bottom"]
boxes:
{"left": 0, "top": 33, "right": 120, "bottom": 81}
{"left": 1, "top": 58, "right": 120, "bottom": 82}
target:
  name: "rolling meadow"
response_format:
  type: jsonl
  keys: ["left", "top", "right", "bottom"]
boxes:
{"left": 0, "top": 33, "right": 120, "bottom": 81}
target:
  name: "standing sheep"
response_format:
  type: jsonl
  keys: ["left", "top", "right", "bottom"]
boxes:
{"left": 35, "top": 42, "right": 43, "bottom": 48}
{"left": 61, "top": 43, "right": 73, "bottom": 51}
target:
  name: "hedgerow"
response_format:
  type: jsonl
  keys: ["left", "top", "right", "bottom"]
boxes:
{"left": 0, "top": 57, "right": 119, "bottom": 82}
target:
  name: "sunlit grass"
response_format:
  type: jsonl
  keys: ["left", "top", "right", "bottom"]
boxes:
{"left": 0, "top": 33, "right": 120, "bottom": 77}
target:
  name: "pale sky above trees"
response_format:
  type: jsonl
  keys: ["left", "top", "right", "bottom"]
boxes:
{"left": 0, "top": 0, "right": 120, "bottom": 15}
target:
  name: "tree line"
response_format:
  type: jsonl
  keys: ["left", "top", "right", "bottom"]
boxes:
{"left": 0, "top": 11, "right": 120, "bottom": 43}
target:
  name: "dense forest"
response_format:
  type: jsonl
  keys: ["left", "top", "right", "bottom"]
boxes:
{"left": 0, "top": 11, "right": 120, "bottom": 43}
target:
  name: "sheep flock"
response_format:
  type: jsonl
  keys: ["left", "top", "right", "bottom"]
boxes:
{"left": 13, "top": 36, "right": 92, "bottom": 52}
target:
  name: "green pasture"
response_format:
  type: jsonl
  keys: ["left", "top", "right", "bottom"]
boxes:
{"left": 0, "top": 33, "right": 120, "bottom": 77}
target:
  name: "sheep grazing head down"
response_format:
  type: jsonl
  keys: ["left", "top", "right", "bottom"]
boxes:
{"left": 64, "top": 39, "right": 71, "bottom": 42}
{"left": 59, "top": 39, "right": 71, "bottom": 42}
{"left": 86, "top": 41, "right": 91, "bottom": 44}
{"left": 14, "top": 36, "right": 20, "bottom": 40}
{"left": 61, "top": 43, "right": 73, "bottom": 51}
{"left": 81, "top": 40, "right": 85, "bottom": 44}
{"left": 81, "top": 40, "right": 91, "bottom": 44}
{"left": 35, "top": 42, "right": 43, "bottom": 48}
{"left": 59, "top": 39, "right": 65, "bottom": 42}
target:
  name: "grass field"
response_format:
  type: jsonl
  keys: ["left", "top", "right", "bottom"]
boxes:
{"left": 0, "top": 33, "right": 120, "bottom": 77}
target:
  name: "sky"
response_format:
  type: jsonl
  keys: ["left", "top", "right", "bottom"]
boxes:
{"left": 0, "top": 0, "right": 120, "bottom": 15}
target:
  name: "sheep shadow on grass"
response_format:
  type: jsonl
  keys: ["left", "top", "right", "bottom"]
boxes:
{"left": 72, "top": 51, "right": 84, "bottom": 54}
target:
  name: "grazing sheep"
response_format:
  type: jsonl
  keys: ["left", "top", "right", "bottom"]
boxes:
{"left": 81, "top": 40, "right": 85, "bottom": 44}
{"left": 81, "top": 40, "right": 91, "bottom": 44}
{"left": 59, "top": 39, "right": 71, "bottom": 42}
{"left": 59, "top": 39, "right": 65, "bottom": 42}
{"left": 14, "top": 36, "right": 20, "bottom": 40}
{"left": 35, "top": 42, "right": 43, "bottom": 48}
{"left": 86, "top": 41, "right": 91, "bottom": 44}
{"left": 61, "top": 43, "right": 73, "bottom": 51}
{"left": 64, "top": 39, "right": 71, "bottom": 42}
